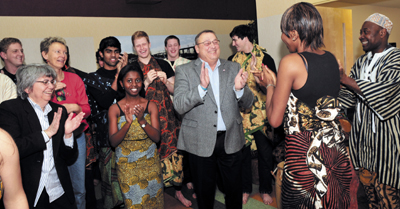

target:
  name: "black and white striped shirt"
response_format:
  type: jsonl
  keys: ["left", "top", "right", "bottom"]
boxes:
{"left": 338, "top": 47, "right": 400, "bottom": 190}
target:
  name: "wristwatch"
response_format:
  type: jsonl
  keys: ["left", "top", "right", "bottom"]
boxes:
{"left": 141, "top": 121, "right": 147, "bottom": 128}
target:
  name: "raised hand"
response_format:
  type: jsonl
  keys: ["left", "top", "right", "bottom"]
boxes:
{"left": 234, "top": 68, "right": 249, "bottom": 91}
{"left": 252, "top": 64, "right": 276, "bottom": 87}
{"left": 44, "top": 107, "right": 62, "bottom": 138}
{"left": 132, "top": 104, "right": 146, "bottom": 125}
{"left": 124, "top": 103, "right": 133, "bottom": 124}
{"left": 117, "top": 52, "right": 128, "bottom": 73}
{"left": 200, "top": 62, "right": 209, "bottom": 89}
{"left": 263, "top": 64, "right": 277, "bottom": 87}
{"left": 251, "top": 70, "right": 263, "bottom": 85}
{"left": 64, "top": 112, "right": 85, "bottom": 138}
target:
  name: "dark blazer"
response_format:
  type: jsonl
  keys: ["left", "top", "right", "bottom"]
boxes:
{"left": 0, "top": 97, "right": 77, "bottom": 207}
{"left": 174, "top": 58, "right": 254, "bottom": 157}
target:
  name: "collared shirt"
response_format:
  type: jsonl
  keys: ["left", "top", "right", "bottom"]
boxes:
{"left": 27, "top": 98, "right": 74, "bottom": 206}
{"left": 164, "top": 57, "right": 191, "bottom": 70}
{"left": 198, "top": 59, "right": 244, "bottom": 131}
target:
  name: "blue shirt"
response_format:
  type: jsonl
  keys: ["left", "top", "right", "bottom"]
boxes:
{"left": 198, "top": 59, "right": 244, "bottom": 131}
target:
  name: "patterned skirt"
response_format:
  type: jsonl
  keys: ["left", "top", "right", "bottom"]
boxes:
{"left": 281, "top": 131, "right": 353, "bottom": 209}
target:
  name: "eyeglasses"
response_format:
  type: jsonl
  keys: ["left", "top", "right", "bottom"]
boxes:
{"left": 36, "top": 79, "right": 57, "bottom": 86}
{"left": 197, "top": 40, "right": 220, "bottom": 47}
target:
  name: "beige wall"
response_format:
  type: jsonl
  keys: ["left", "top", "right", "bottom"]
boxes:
{"left": 317, "top": 6, "right": 353, "bottom": 73}
{"left": 344, "top": 5, "right": 400, "bottom": 61}
{"left": 257, "top": 0, "right": 301, "bottom": 18}
{"left": 0, "top": 16, "right": 248, "bottom": 72}
{"left": 256, "top": 0, "right": 303, "bottom": 67}
{"left": 257, "top": 1, "right": 353, "bottom": 72}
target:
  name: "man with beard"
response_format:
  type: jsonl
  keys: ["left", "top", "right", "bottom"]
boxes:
{"left": 338, "top": 13, "right": 400, "bottom": 208}
{"left": 0, "top": 37, "right": 25, "bottom": 83}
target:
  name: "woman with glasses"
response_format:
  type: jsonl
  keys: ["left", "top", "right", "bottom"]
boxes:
{"left": 252, "top": 2, "right": 355, "bottom": 208}
{"left": 40, "top": 37, "right": 90, "bottom": 209}
{"left": 0, "top": 64, "right": 84, "bottom": 208}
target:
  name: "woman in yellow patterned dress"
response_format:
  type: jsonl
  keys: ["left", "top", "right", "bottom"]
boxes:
{"left": 108, "top": 63, "right": 163, "bottom": 209}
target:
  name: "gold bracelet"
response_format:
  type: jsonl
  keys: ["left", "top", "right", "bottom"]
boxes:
{"left": 266, "top": 84, "right": 275, "bottom": 88}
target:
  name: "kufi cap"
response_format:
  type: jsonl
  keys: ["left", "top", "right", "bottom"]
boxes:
{"left": 365, "top": 13, "right": 393, "bottom": 34}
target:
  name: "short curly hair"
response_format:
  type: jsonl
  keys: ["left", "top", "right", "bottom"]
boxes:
{"left": 40, "top": 37, "right": 67, "bottom": 62}
{"left": 16, "top": 64, "right": 56, "bottom": 100}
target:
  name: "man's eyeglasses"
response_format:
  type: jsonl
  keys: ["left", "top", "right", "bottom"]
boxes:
{"left": 197, "top": 40, "right": 220, "bottom": 47}
{"left": 36, "top": 79, "right": 57, "bottom": 86}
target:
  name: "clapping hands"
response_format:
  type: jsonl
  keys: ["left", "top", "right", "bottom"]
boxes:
{"left": 234, "top": 68, "right": 249, "bottom": 91}
{"left": 200, "top": 62, "right": 210, "bottom": 90}
{"left": 251, "top": 64, "right": 276, "bottom": 87}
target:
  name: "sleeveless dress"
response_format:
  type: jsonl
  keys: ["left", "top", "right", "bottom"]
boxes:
{"left": 115, "top": 102, "right": 164, "bottom": 209}
{"left": 281, "top": 52, "right": 356, "bottom": 209}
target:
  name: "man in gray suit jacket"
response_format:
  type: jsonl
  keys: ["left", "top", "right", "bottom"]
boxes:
{"left": 174, "top": 30, "right": 253, "bottom": 209}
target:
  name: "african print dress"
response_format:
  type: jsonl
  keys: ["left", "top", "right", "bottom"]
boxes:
{"left": 115, "top": 104, "right": 164, "bottom": 209}
{"left": 138, "top": 57, "right": 183, "bottom": 187}
{"left": 231, "top": 44, "right": 273, "bottom": 148}
{"left": 282, "top": 93, "right": 354, "bottom": 209}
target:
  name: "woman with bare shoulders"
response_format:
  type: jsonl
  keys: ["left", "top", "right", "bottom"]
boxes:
{"left": 253, "top": 2, "right": 355, "bottom": 208}
{"left": 0, "top": 128, "right": 28, "bottom": 209}
{"left": 108, "top": 63, "right": 163, "bottom": 208}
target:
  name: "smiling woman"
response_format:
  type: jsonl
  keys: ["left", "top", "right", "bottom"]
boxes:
{"left": 108, "top": 63, "right": 163, "bottom": 208}
{"left": 131, "top": 31, "right": 184, "bottom": 201}
{"left": 0, "top": 64, "right": 84, "bottom": 208}
{"left": 40, "top": 37, "right": 91, "bottom": 209}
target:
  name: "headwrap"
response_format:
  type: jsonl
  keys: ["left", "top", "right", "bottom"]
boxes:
{"left": 365, "top": 13, "right": 393, "bottom": 34}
